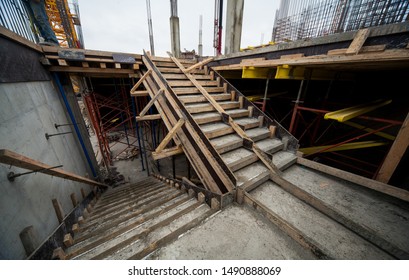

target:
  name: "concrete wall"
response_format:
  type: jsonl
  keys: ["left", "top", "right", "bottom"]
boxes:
{"left": 0, "top": 80, "right": 93, "bottom": 259}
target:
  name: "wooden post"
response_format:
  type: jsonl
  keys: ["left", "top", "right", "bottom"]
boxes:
{"left": 80, "top": 188, "right": 86, "bottom": 199}
{"left": 70, "top": 193, "right": 78, "bottom": 207}
{"left": 188, "top": 188, "right": 195, "bottom": 198}
{"left": 258, "top": 116, "right": 264, "bottom": 127}
{"left": 198, "top": 192, "right": 206, "bottom": 203}
{"left": 269, "top": 125, "right": 277, "bottom": 138}
{"left": 223, "top": 82, "right": 228, "bottom": 93}
{"left": 210, "top": 71, "right": 215, "bottom": 80}
{"left": 211, "top": 197, "right": 220, "bottom": 210}
{"left": 376, "top": 112, "right": 409, "bottom": 183}
{"left": 78, "top": 216, "right": 85, "bottom": 225}
{"left": 63, "top": 233, "right": 74, "bottom": 247}
{"left": 239, "top": 96, "right": 244, "bottom": 108}
{"left": 19, "top": 226, "right": 39, "bottom": 256}
{"left": 52, "top": 247, "right": 66, "bottom": 260}
{"left": 72, "top": 223, "right": 80, "bottom": 234}
{"left": 231, "top": 90, "right": 236, "bottom": 101}
{"left": 52, "top": 199, "right": 64, "bottom": 224}
{"left": 216, "top": 76, "right": 221, "bottom": 87}
{"left": 248, "top": 106, "right": 254, "bottom": 117}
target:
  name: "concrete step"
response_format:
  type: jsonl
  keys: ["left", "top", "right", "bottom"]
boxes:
{"left": 67, "top": 193, "right": 190, "bottom": 258}
{"left": 221, "top": 147, "right": 259, "bottom": 172}
{"left": 246, "top": 127, "right": 270, "bottom": 142}
{"left": 81, "top": 188, "right": 180, "bottom": 231}
{"left": 225, "top": 108, "right": 250, "bottom": 118}
{"left": 256, "top": 138, "right": 284, "bottom": 154}
{"left": 249, "top": 181, "right": 394, "bottom": 259}
{"left": 235, "top": 161, "right": 270, "bottom": 191}
{"left": 72, "top": 197, "right": 202, "bottom": 260}
{"left": 163, "top": 73, "right": 210, "bottom": 80}
{"left": 169, "top": 80, "right": 218, "bottom": 88}
{"left": 210, "top": 134, "right": 243, "bottom": 154}
{"left": 234, "top": 117, "right": 261, "bottom": 130}
{"left": 192, "top": 112, "right": 221, "bottom": 124}
{"left": 200, "top": 122, "right": 234, "bottom": 139}
{"left": 173, "top": 87, "right": 224, "bottom": 95}
{"left": 186, "top": 101, "right": 240, "bottom": 114}
{"left": 105, "top": 205, "right": 214, "bottom": 260}
{"left": 179, "top": 93, "right": 231, "bottom": 104}
{"left": 272, "top": 151, "right": 297, "bottom": 171}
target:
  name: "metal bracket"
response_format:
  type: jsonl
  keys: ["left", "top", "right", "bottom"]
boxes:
{"left": 45, "top": 131, "right": 73, "bottom": 140}
{"left": 7, "top": 165, "right": 63, "bottom": 181}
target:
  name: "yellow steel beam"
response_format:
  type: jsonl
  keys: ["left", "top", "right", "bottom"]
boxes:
{"left": 324, "top": 99, "right": 392, "bottom": 122}
{"left": 299, "top": 141, "right": 388, "bottom": 155}
{"left": 275, "top": 65, "right": 305, "bottom": 79}
{"left": 242, "top": 67, "right": 272, "bottom": 79}
{"left": 343, "top": 121, "right": 396, "bottom": 141}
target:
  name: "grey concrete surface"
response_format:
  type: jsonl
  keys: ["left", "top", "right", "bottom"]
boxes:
{"left": 148, "top": 203, "right": 317, "bottom": 260}
{"left": 250, "top": 180, "right": 394, "bottom": 259}
{"left": 0, "top": 81, "right": 94, "bottom": 259}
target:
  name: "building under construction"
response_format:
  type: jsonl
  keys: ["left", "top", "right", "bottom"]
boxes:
{"left": 0, "top": 0, "right": 409, "bottom": 260}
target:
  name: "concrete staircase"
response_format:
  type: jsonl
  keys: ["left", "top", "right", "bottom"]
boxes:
{"left": 149, "top": 54, "right": 297, "bottom": 195}
{"left": 62, "top": 177, "right": 215, "bottom": 260}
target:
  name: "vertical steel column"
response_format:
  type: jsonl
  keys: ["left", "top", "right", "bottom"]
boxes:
{"left": 130, "top": 92, "right": 145, "bottom": 171}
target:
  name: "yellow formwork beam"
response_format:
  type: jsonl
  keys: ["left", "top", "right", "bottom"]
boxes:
{"left": 275, "top": 65, "right": 305, "bottom": 79}
{"left": 242, "top": 67, "right": 272, "bottom": 79}
{"left": 324, "top": 99, "right": 392, "bottom": 122}
{"left": 344, "top": 121, "right": 396, "bottom": 141}
{"left": 299, "top": 141, "right": 388, "bottom": 155}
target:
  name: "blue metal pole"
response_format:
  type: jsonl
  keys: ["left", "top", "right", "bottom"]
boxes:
{"left": 130, "top": 94, "right": 145, "bottom": 171}
{"left": 52, "top": 73, "right": 97, "bottom": 178}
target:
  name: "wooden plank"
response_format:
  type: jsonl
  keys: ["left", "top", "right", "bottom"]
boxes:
{"left": 361, "top": 44, "right": 386, "bottom": 53}
{"left": 168, "top": 80, "right": 218, "bottom": 87}
{"left": 115, "top": 63, "right": 121, "bottom": 69}
{"left": 130, "top": 69, "right": 152, "bottom": 93}
{"left": 52, "top": 199, "right": 64, "bottom": 224}
{"left": 57, "top": 59, "right": 68, "bottom": 66}
{"left": 130, "top": 90, "right": 149, "bottom": 97}
{"left": 139, "top": 89, "right": 164, "bottom": 117}
{"left": 100, "top": 63, "right": 106, "bottom": 68}
{"left": 0, "top": 149, "right": 107, "bottom": 187}
{"left": 184, "top": 57, "right": 214, "bottom": 73}
{"left": 280, "top": 53, "right": 305, "bottom": 59}
{"left": 152, "top": 146, "right": 184, "bottom": 160}
{"left": 346, "top": 28, "right": 370, "bottom": 55}
{"left": 82, "top": 62, "right": 89, "bottom": 68}
{"left": 155, "top": 118, "right": 185, "bottom": 153}
{"left": 241, "top": 57, "right": 266, "bottom": 64}
{"left": 0, "top": 25, "right": 42, "bottom": 52}
{"left": 297, "top": 157, "right": 409, "bottom": 203}
{"left": 376, "top": 112, "right": 409, "bottom": 184}
{"left": 48, "top": 66, "right": 134, "bottom": 75}
{"left": 135, "top": 114, "right": 162, "bottom": 121}
{"left": 327, "top": 48, "right": 348, "bottom": 55}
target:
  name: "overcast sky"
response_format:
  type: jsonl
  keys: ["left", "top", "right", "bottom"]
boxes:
{"left": 78, "top": 0, "right": 280, "bottom": 56}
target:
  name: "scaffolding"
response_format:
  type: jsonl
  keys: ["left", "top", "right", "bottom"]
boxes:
{"left": 0, "top": 0, "right": 83, "bottom": 48}
{"left": 272, "top": 0, "right": 409, "bottom": 43}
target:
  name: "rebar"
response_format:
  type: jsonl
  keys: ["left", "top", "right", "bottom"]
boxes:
{"left": 272, "top": 0, "right": 409, "bottom": 43}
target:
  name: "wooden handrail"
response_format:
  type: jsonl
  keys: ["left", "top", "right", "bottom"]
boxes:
{"left": 0, "top": 149, "right": 107, "bottom": 187}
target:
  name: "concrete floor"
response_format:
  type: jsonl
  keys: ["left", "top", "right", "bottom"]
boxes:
{"left": 147, "top": 203, "right": 317, "bottom": 260}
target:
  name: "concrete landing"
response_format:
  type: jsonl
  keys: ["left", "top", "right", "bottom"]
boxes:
{"left": 147, "top": 203, "right": 317, "bottom": 260}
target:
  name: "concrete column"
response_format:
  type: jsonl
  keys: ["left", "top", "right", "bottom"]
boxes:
{"left": 224, "top": 0, "right": 244, "bottom": 55}
{"left": 170, "top": 17, "right": 181, "bottom": 58}
{"left": 19, "top": 226, "right": 39, "bottom": 257}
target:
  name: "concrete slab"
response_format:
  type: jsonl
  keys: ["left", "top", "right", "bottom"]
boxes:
{"left": 283, "top": 164, "right": 409, "bottom": 253}
{"left": 246, "top": 127, "right": 270, "bottom": 141}
{"left": 147, "top": 204, "right": 317, "bottom": 259}
{"left": 250, "top": 181, "right": 394, "bottom": 259}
